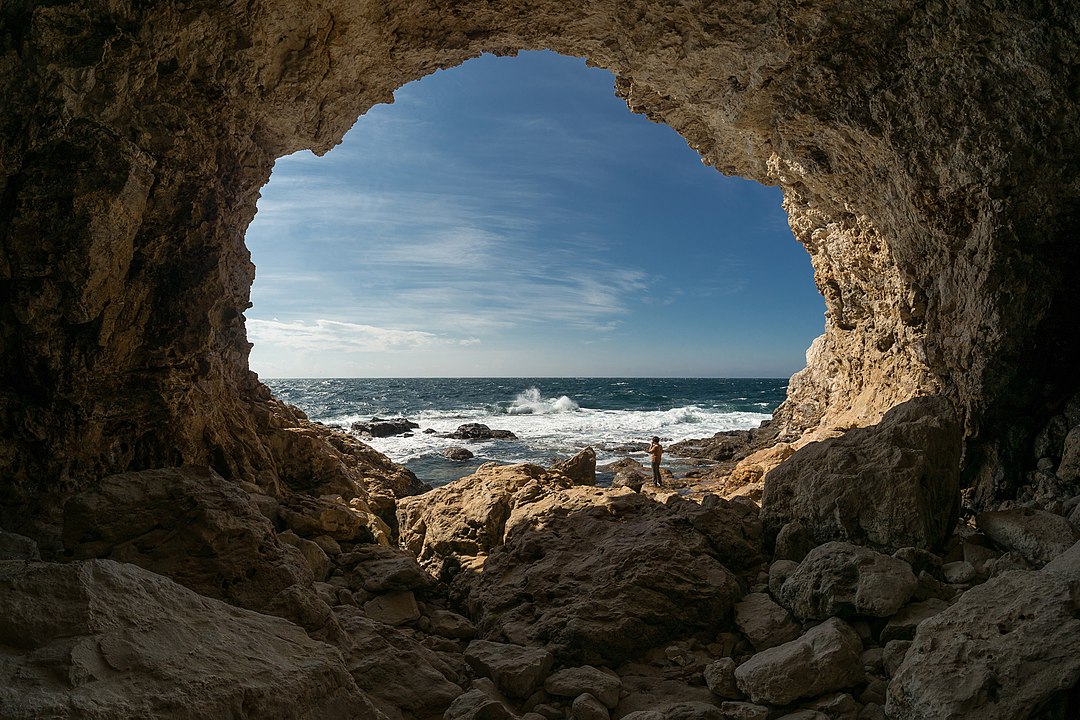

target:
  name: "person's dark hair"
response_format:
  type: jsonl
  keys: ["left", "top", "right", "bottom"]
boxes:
{"left": 651, "top": 436, "right": 660, "bottom": 443}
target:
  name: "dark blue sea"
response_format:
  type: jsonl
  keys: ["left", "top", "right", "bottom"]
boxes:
{"left": 266, "top": 377, "right": 787, "bottom": 486}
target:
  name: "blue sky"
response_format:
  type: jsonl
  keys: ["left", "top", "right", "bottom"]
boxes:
{"left": 245, "top": 51, "right": 825, "bottom": 378}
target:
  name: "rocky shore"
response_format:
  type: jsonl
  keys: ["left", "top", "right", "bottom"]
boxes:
{"left": 4, "top": 392, "right": 1080, "bottom": 719}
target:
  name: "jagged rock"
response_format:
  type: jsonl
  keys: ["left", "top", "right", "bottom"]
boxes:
{"left": 1042, "top": 539, "right": 1080, "bottom": 582}
{"left": 572, "top": 692, "right": 610, "bottom": 720}
{"left": 762, "top": 397, "right": 963, "bottom": 553}
{"left": 448, "top": 423, "right": 518, "bottom": 440}
{"left": 425, "top": 607, "right": 478, "bottom": 640}
{"left": 334, "top": 606, "right": 464, "bottom": 719}
{"left": 1058, "top": 426, "right": 1080, "bottom": 482}
{"left": 769, "top": 559, "right": 800, "bottom": 598}
{"left": 279, "top": 529, "right": 330, "bottom": 581}
{"left": 280, "top": 493, "right": 389, "bottom": 544}
{"left": 886, "top": 570, "right": 1080, "bottom": 719}
{"left": 363, "top": 590, "right": 420, "bottom": 626}
{"left": 464, "top": 639, "right": 554, "bottom": 699}
{"left": 337, "top": 543, "right": 434, "bottom": 593}
{"left": 456, "top": 486, "right": 744, "bottom": 665}
{"left": 444, "top": 689, "right": 515, "bottom": 720}
{"left": 878, "top": 598, "right": 948, "bottom": 643}
{"left": 397, "top": 463, "right": 572, "bottom": 561}
{"left": 0, "top": 559, "right": 380, "bottom": 719}
{"left": 668, "top": 431, "right": 752, "bottom": 462}
{"left": 552, "top": 447, "right": 597, "bottom": 485}
{"left": 718, "top": 701, "right": 768, "bottom": 720}
{"left": 545, "top": 666, "right": 622, "bottom": 709}
{"left": 61, "top": 467, "right": 313, "bottom": 614}
{"left": 882, "top": 640, "right": 911, "bottom": 678}
{"left": 778, "top": 541, "right": 918, "bottom": 620}
{"left": 774, "top": 520, "right": 817, "bottom": 562}
{"left": 444, "top": 446, "right": 475, "bottom": 461}
{"left": 351, "top": 417, "right": 420, "bottom": 437}
{"left": 941, "top": 560, "right": 976, "bottom": 583}
{"left": 704, "top": 658, "right": 742, "bottom": 699}
{"left": 734, "top": 617, "right": 865, "bottom": 706}
{"left": 0, "top": 529, "right": 40, "bottom": 561}
{"left": 975, "top": 507, "right": 1080, "bottom": 566}
{"left": 733, "top": 592, "right": 801, "bottom": 651}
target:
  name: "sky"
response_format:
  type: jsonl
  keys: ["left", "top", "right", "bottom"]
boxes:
{"left": 244, "top": 51, "right": 825, "bottom": 378}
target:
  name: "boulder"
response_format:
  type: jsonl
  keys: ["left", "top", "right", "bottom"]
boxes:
{"left": 778, "top": 541, "right": 918, "bottom": 620}
{"left": 761, "top": 396, "right": 962, "bottom": 553}
{"left": 335, "top": 606, "right": 464, "bottom": 718}
{"left": 457, "top": 487, "right": 744, "bottom": 665}
{"left": 448, "top": 423, "right": 518, "bottom": 440}
{"left": 1057, "top": 426, "right": 1080, "bottom": 482}
{"left": 0, "top": 530, "right": 40, "bottom": 561}
{"left": 1042, "top": 539, "right": 1080, "bottom": 583}
{"left": 351, "top": 417, "right": 420, "bottom": 437}
{"left": 545, "top": 666, "right": 622, "bottom": 708}
{"left": 704, "top": 658, "right": 742, "bottom": 699}
{"left": 337, "top": 543, "right": 434, "bottom": 593}
{"left": 444, "top": 446, "right": 476, "bottom": 461}
{"left": 362, "top": 590, "right": 420, "bottom": 626}
{"left": 444, "top": 689, "right": 515, "bottom": 720}
{"left": 397, "top": 463, "right": 571, "bottom": 562}
{"left": 425, "top": 607, "right": 478, "bottom": 640}
{"left": 878, "top": 598, "right": 948, "bottom": 643}
{"left": 733, "top": 592, "right": 801, "bottom": 651}
{"left": 464, "top": 639, "right": 555, "bottom": 699}
{"left": 0, "top": 559, "right": 380, "bottom": 719}
{"left": 734, "top": 617, "right": 865, "bottom": 705}
{"left": 975, "top": 507, "right": 1080, "bottom": 566}
{"left": 61, "top": 467, "right": 313, "bottom": 614}
{"left": 886, "top": 570, "right": 1080, "bottom": 719}
{"left": 718, "top": 701, "right": 768, "bottom": 720}
{"left": 774, "top": 520, "right": 817, "bottom": 562}
{"left": 572, "top": 692, "right": 610, "bottom": 720}
{"left": 552, "top": 447, "right": 597, "bottom": 485}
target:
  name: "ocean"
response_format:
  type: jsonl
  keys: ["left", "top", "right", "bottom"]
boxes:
{"left": 265, "top": 377, "right": 788, "bottom": 486}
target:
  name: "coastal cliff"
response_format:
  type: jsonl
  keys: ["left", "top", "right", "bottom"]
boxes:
{"left": 2, "top": 0, "right": 1080, "bottom": 717}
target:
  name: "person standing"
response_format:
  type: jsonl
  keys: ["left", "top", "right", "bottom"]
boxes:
{"left": 647, "top": 436, "right": 664, "bottom": 487}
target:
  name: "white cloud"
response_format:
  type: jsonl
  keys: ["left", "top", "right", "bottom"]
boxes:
{"left": 246, "top": 318, "right": 478, "bottom": 353}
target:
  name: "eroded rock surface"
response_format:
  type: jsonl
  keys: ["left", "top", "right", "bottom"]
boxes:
{"left": 0, "top": 559, "right": 379, "bottom": 720}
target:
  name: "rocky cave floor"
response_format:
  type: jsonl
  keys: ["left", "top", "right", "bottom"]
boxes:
{"left": 3, "top": 401, "right": 1080, "bottom": 720}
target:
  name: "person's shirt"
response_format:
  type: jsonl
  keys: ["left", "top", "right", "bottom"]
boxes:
{"left": 648, "top": 443, "right": 663, "bottom": 463}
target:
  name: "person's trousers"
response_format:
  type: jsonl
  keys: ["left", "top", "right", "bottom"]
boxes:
{"left": 652, "top": 461, "right": 661, "bottom": 485}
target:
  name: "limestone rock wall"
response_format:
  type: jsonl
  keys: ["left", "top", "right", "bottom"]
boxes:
{"left": 2, "top": 0, "right": 1079, "bottom": 518}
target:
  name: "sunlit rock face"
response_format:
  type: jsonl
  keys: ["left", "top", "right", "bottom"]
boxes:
{"left": 1, "top": 1, "right": 1078, "bottom": 521}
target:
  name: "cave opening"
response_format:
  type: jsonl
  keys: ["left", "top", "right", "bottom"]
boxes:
{"left": 242, "top": 50, "right": 825, "bottom": 484}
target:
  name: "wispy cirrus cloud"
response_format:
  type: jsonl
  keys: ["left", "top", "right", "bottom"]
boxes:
{"left": 246, "top": 318, "right": 479, "bottom": 353}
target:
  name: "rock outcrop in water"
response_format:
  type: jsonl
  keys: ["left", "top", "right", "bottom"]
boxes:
{"left": 2, "top": 0, "right": 1080, "bottom": 717}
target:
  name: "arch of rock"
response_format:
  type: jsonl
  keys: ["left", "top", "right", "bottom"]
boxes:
{"left": 1, "top": 1, "right": 1078, "bottom": 526}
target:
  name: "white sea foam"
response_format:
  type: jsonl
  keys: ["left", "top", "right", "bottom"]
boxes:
{"left": 349, "top": 402, "right": 771, "bottom": 468}
{"left": 507, "top": 387, "right": 579, "bottom": 415}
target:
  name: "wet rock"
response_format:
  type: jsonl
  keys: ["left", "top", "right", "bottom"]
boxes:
{"left": 444, "top": 446, "right": 475, "bottom": 461}
{"left": 0, "top": 559, "right": 377, "bottom": 719}
{"left": 887, "top": 570, "right": 1080, "bottom": 718}
{"left": 762, "top": 397, "right": 962, "bottom": 553}
{"left": 734, "top": 617, "right": 865, "bottom": 706}
{"left": 975, "top": 507, "right": 1080, "bottom": 566}
{"left": 351, "top": 417, "right": 420, "bottom": 437}
{"left": 465, "top": 639, "right": 555, "bottom": 699}
{"left": 778, "top": 541, "right": 918, "bottom": 620}
{"left": 449, "top": 423, "right": 518, "bottom": 440}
